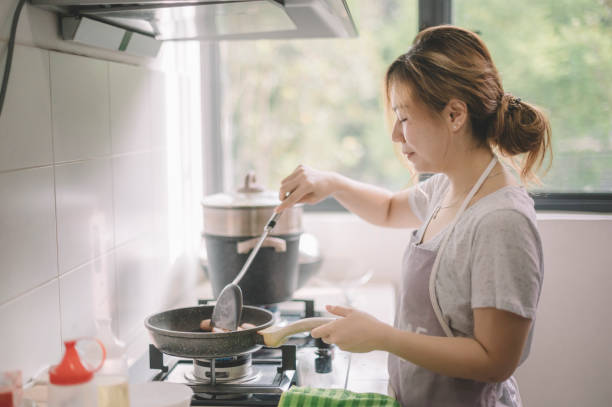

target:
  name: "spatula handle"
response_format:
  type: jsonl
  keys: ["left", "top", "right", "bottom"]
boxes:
{"left": 258, "top": 317, "right": 336, "bottom": 347}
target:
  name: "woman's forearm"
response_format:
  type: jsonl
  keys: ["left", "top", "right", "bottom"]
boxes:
{"left": 330, "top": 173, "right": 396, "bottom": 226}
{"left": 378, "top": 325, "right": 511, "bottom": 383}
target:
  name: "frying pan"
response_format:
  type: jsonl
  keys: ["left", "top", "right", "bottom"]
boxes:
{"left": 145, "top": 305, "right": 334, "bottom": 358}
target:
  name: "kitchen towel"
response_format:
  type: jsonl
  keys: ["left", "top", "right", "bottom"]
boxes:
{"left": 278, "top": 387, "right": 399, "bottom": 407}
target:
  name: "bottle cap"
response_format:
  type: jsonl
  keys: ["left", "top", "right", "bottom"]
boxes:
{"left": 49, "top": 339, "right": 106, "bottom": 385}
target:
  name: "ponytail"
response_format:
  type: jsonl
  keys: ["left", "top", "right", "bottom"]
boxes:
{"left": 487, "top": 93, "right": 552, "bottom": 184}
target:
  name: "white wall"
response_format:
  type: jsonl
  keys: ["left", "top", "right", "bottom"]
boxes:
{"left": 304, "top": 212, "right": 612, "bottom": 407}
{"left": 0, "top": 3, "right": 203, "bottom": 378}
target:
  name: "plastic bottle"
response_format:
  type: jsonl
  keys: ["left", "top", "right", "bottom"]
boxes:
{"left": 95, "top": 319, "right": 130, "bottom": 407}
{"left": 0, "top": 370, "right": 22, "bottom": 407}
{"left": 48, "top": 339, "right": 106, "bottom": 407}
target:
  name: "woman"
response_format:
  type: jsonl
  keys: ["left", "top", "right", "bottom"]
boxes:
{"left": 275, "top": 25, "right": 551, "bottom": 406}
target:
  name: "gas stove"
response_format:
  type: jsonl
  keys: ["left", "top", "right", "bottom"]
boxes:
{"left": 148, "top": 299, "right": 350, "bottom": 406}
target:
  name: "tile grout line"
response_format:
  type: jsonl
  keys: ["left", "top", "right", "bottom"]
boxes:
{"left": 48, "top": 50, "right": 64, "bottom": 347}
{"left": 0, "top": 276, "right": 59, "bottom": 310}
{"left": 0, "top": 150, "right": 158, "bottom": 176}
{"left": 0, "top": 163, "right": 54, "bottom": 175}
{"left": 107, "top": 60, "right": 121, "bottom": 334}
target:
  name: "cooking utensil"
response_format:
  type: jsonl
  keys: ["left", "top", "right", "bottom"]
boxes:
{"left": 145, "top": 305, "right": 334, "bottom": 358}
{"left": 202, "top": 172, "right": 302, "bottom": 305}
{"left": 210, "top": 210, "right": 284, "bottom": 331}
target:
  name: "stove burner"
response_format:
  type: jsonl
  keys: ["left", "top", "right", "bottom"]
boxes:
{"left": 199, "top": 355, "right": 250, "bottom": 369}
{"left": 186, "top": 354, "right": 261, "bottom": 385}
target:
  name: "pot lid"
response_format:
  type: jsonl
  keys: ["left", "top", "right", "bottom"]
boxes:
{"left": 202, "top": 172, "right": 285, "bottom": 209}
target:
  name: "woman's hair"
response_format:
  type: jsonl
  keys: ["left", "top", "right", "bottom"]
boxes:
{"left": 385, "top": 25, "right": 552, "bottom": 184}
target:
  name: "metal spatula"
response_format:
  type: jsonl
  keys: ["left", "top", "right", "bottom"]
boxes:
{"left": 210, "top": 211, "right": 283, "bottom": 331}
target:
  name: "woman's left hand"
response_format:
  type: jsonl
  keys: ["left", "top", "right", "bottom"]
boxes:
{"left": 310, "top": 305, "right": 389, "bottom": 353}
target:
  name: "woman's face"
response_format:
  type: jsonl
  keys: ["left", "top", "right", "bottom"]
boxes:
{"left": 389, "top": 82, "right": 450, "bottom": 173}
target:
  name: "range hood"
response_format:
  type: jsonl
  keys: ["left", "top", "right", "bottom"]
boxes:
{"left": 31, "top": 0, "right": 358, "bottom": 41}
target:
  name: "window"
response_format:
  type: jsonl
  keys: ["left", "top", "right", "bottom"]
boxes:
{"left": 216, "top": 0, "right": 612, "bottom": 210}
{"left": 455, "top": 0, "right": 612, "bottom": 193}
{"left": 219, "top": 1, "right": 418, "bottom": 192}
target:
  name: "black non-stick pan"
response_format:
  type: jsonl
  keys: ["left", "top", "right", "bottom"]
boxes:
{"left": 145, "top": 305, "right": 333, "bottom": 359}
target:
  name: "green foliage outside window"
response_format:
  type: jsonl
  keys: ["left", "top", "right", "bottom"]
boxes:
{"left": 456, "top": 0, "right": 612, "bottom": 192}
{"left": 221, "top": 0, "right": 612, "bottom": 193}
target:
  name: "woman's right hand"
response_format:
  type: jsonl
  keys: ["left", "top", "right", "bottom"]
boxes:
{"left": 276, "top": 165, "right": 337, "bottom": 212}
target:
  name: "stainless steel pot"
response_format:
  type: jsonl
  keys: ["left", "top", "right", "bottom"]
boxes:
{"left": 201, "top": 173, "right": 303, "bottom": 305}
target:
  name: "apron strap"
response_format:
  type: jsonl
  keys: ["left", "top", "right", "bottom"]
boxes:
{"left": 428, "top": 156, "right": 498, "bottom": 337}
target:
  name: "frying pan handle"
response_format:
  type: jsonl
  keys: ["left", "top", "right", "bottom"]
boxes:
{"left": 258, "top": 317, "right": 336, "bottom": 347}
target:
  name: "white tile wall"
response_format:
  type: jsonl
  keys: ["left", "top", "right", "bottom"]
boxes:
{"left": 50, "top": 51, "right": 111, "bottom": 162}
{"left": 59, "top": 252, "right": 116, "bottom": 340}
{"left": 0, "top": 45, "right": 53, "bottom": 172}
{"left": 150, "top": 149, "right": 173, "bottom": 309}
{"left": 149, "top": 71, "right": 168, "bottom": 150}
{"left": 0, "top": 42, "right": 201, "bottom": 381}
{"left": 0, "top": 167, "right": 57, "bottom": 304}
{"left": 0, "top": 280, "right": 61, "bottom": 379}
{"left": 55, "top": 159, "right": 114, "bottom": 274}
{"left": 115, "top": 235, "right": 156, "bottom": 343}
{"left": 112, "top": 152, "right": 153, "bottom": 246}
{"left": 151, "top": 232, "right": 176, "bottom": 309}
{"left": 109, "top": 63, "right": 151, "bottom": 154}
{"left": 151, "top": 149, "right": 169, "bottom": 238}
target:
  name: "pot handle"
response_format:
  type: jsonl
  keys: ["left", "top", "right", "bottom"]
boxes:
{"left": 237, "top": 236, "right": 286, "bottom": 254}
{"left": 258, "top": 317, "right": 336, "bottom": 347}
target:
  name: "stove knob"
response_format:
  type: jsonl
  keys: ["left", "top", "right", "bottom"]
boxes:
{"left": 315, "top": 348, "right": 333, "bottom": 373}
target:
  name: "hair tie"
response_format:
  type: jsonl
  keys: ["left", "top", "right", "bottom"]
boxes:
{"left": 507, "top": 95, "right": 522, "bottom": 112}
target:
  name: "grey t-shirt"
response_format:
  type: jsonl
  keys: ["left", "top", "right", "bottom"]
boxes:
{"left": 407, "top": 173, "right": 544, "bottom": 363}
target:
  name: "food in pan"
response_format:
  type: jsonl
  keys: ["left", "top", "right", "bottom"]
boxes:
{"left": 199, "top": 319, "right": 257, "bottom": 333}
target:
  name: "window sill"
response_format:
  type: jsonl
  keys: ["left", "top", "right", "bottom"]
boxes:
{"left": 305, "top": 195, "right": 612, "bottom": 214}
